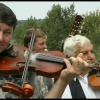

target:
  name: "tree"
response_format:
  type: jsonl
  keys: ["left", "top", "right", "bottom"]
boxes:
{"left": 81, "top": 9, "right": 100, "bottom": 60}
{"left": 39, "top": 3, "right": 77, "bottom": 51}
{"left": 12, "top": 16, "right": 37, "bottom": 46}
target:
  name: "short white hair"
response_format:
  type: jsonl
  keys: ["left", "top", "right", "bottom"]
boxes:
{"left": 63, "top": 35, "right": 91, "bottom": 57}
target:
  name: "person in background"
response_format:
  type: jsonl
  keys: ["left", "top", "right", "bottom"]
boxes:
{"left": 24, "top": 28, "right": 47, "bottom": 52}
{"left": 23, "top": 28, "right": 54, "bottom": 98}
{"left": 61, "top": 35, "right": 100, "bottom": 98}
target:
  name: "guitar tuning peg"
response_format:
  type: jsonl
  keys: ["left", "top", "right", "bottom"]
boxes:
{"left": 82, "top": 22, "right": 85, "bottom": 25}
{"left": 81, "top": 26, "right": 83, "bottom": 29}
{"left": 70, "top": 15, "right": 84, "bottom": 36}
{"left": 79, "top": 30, "right": 81, "bottom": 33}
{"left": 80, "top": 21, "right": 82, "bottom": 23}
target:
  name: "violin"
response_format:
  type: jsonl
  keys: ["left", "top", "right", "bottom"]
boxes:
{"left": 88, "top": 61, "right": 100, "bottom": 90}
{"left": 0, "top": 44, "right": 66, "bottom": 78}
{"left": 0, "top": 44, "right": 67, "bottom": 98}
{"left": 0, "top": 44, "right": 99, "bottom": 98}
{"left": 0, "top": 45, "right": 27, "bottom": 76}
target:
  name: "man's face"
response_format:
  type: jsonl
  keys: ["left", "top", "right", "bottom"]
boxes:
{"left": 0, "top": 21, "right": 13, "bottom": 53}
{"left": 28, "top": 37, "right": 47, "bottom": 52}
{"left": 75, "top": 42, "right": 96, "bottom": 65}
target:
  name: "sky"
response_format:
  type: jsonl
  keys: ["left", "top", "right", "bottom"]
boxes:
{"left": 0, "top": 1, "right": 100, "bottom": 20}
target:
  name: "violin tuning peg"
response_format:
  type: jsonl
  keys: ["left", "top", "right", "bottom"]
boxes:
{"left": 5, "top": 92, "right": 12, "bottom": 99}
{"left": 0, "top": 81, "right": 4, "bottom": 87}
{"left": 96, "top": 71, "right": 100, "bottom": 77}
{"left": 0, "top": 76, "right": 4, "bottom": 87}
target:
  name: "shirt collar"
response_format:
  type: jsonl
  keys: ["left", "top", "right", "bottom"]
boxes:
{"left": 74, "top": 73, "right": 89, "bottom": 81}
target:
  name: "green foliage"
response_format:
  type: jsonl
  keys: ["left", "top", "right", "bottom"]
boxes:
{"left": 81, "top": 9, "right": 100, "bottom": 60}
{"left": 40, "top": 3, "right": 77, "bottom": 51}
{"left": 13, "top": 16, "right": 37, "bottom": 46}
{"left": 13, "top": 3, "right": 100, "bottom": 61}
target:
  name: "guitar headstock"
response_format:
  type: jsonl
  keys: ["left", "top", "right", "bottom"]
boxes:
{"left": 60, "top": 15, "right": 84, "bottom": 52}
{"left": 70, "top": 15, "right": 84, "bottom": 36}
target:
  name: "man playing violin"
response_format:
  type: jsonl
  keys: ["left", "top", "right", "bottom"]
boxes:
{"left": 61, "top": 35, "right": 100, "bottom": 98}
{"left": 23, "top": 28, "right": 54, "bottom": 98}
{"left": 0, "top": 3, "right": 93, "bottom": 99}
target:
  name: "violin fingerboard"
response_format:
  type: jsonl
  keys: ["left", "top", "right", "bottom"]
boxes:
{"left": 36, "top": 53, "right": 65, "bottom": 64}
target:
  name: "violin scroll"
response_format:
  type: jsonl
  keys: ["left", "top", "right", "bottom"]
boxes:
{"left": 1, "top": 81, "right": 34, "bottom": 99}
{"left": 88, "top": 61, "right": 100, "bottom": 90}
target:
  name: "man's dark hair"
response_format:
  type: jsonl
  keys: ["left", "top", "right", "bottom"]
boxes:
{"left": 0, "top": 3, "right": 17, "bottom": 29}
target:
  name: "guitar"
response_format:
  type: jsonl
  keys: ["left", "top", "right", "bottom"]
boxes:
{"left": 69, "top": 15, "right": 84, "bottom": 36}
{"left": 60, "top": 15, "right": 84, "bottom": 52}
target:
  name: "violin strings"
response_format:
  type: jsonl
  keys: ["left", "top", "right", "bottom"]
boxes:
{"left": 37, "top": 53, "right": 64, "bottom": 64}
{"left": 39, "top": 53, "right": 63, "bottom": 60}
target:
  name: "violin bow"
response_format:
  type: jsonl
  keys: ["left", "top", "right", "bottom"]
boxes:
{"left": 60, "top": 15, "right": 84, "bottom": 52}
{"left": 19, "top": 25, "right": 37, "bottom": 98}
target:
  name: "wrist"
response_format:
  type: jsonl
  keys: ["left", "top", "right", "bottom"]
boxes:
{"left": 57, "top": 77, "right": 69, "bottom": 88}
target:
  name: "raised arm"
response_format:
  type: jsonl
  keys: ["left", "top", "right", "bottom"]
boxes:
{"left": 44, "top": 53, "right": 89, "bottom": 98}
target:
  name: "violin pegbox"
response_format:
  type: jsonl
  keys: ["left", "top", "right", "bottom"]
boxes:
{"left": 70, "top": 15, "right": 84, "bottom": 36}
